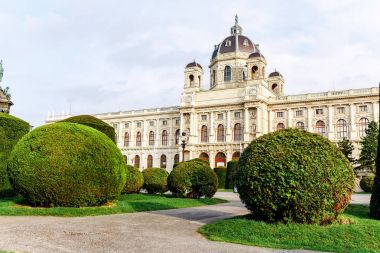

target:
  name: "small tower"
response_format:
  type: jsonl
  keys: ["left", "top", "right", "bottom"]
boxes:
{"left": 267, "top": 70, "right": 285, "bottom": 96}
{"left": 247, "top": 51, "right": 267, "bottom": 81}
{"left": 184, "top": 61, "right": 203, "bottom": 92}
{"left": 0, "top": 60, "right": 12, "bottom": 114}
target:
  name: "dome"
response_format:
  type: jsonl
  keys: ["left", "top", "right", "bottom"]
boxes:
{"left": 268, "top": 71, "right": 282, "bottom": 78}
{"left": 185, "top": 61, "right": 203, "bottom": 69}
{"left": 249, "top": 51, "right": 265, "bottom": 59}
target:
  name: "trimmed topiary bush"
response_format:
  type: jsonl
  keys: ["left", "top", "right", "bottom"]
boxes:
{"left": 360, "top": 176, "right": 374, "bottom": 193}
{"left": 123, "top": 165, "right": 144, "bottom": 193}
{"left": 168, "top": 159, "right": 218, "bottom": 198}
{"left": 142, "top": 168, "right": 168, "bottom": 194}
{"left": 237, "top": 128, "right": 355, "bottom": 224}
{"left": 214, "top": 167, "right": 226, "bottom": 189}
{"left": 0, "top": 113, "right": 29, "bottom": 197}
{"left": 60, "top": 115, "right": 116, "bottom": 142}
{"left": 225, "top": 160, "right": 239, "bottom": 189}
{"left": 7, "top": 122, "right": 126, "bottom": 207}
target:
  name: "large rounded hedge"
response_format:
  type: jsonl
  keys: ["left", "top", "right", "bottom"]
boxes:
{"left": 7, "top": 122, "right": 126, "bottom": 207}
{"left": 60, "top": 115, "right": 116, "bottom": 142}
{"left": 168, "top": 159, "right": 218, "bottom": 198}
{"left": 0, "top": 113, "right": 29, "bottom": 197}
{"left": 142, "top": 168, "right": 168, "bottom": 194}
{"left": 360, "top": 176, "right": 374, "bottom": 193}
{"left": 225, "top": 160, "right": 239, "bottom": 189}
{"left": 237, "top": 128, "right": 355, "bottom": 224}
{"left": 123, "top": 165, "right": 144, "bottom": 193}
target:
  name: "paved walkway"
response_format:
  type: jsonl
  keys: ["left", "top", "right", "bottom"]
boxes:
{"left": 0, "top": 193, "right": 369, "bottom": 253}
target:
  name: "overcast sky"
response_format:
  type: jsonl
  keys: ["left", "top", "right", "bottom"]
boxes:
{"left": 0, "top": 0, "right": 379, "bottom": 127}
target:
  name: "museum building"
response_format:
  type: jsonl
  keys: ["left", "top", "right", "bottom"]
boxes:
{"left": 47, "top": 17, "right": 379, "bottom": 171}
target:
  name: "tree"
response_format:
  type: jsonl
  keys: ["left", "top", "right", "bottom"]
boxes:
{"left": 359, "top": 121, "right": 379, "bottom": 173}
{"left": 369, "top": 130, "right": 380, "bottom": 219}
{"left": 337, "top": 138, "right": 355, "bottom": 163}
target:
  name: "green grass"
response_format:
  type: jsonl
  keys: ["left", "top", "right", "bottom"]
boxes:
{"left": 0, "top": 194, "right": 226, "bottom": 217}
{"left": 354, "top": 192, "right": 372, "bottom": 195}
{"left": 199, "top": 204, "right": 380, "bottom": 253}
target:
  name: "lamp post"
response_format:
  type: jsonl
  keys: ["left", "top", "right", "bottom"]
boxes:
{"left": 181, "top": 132, "right": 187, "bottom": 162}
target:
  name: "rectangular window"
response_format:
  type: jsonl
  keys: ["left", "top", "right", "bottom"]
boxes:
{"left": 276, "top": 112, "right": 284, "bottom": 118}
{"left": 295, "top": 110, "right": 303, "bottom": 117}
{"left": 217, "top": 113, "right": 224, "bottom": 120}
{"left": 316, "top": 109, "right": 323, "bottom": 115}
{"left": 359, "top": 105, "right": 368, "bottom": 112}
{"left": 162, "top": 120, "right": 167, "bottom": 126}
{"left": 234, "top": 112, "right": 241, "bottom": 119}
{"left": 201, "top": 115, "right": 207, "bottom": 121}
{"left": 149, "top": 121, "right": 154, "bottom": 127}
{"left": 175, "top": 119, "right": 180, "bottom": 125}
{"left": 337, "top": 107, "right": 345, "bottom": 114}
{"left": 136, "top": 122, "right": 141, "bottom": 128}
{"left": 112, "top": 123, "right": 118, "bottom": 130}
{"left": 125, "top": 122, "right": 129, "bottom": 128}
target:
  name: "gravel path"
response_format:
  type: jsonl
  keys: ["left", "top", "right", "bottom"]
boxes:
{"left": 0, "top": 193, "right": 369, "bottom": 253}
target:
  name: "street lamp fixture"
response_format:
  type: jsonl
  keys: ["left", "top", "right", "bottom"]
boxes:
{"left": 181, "top": 132, "right": 187, "bottom": 162}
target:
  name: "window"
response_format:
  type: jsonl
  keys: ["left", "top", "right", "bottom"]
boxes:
{"left": 212, "top": 70, "right": 216, "bottom": 86}
{"left": 189, "top": 74, "right": 194, "bottom": 86}
{"left": 276, "top": 123, "right": 285, "bottom": 131}
{"left": 336, "top": 119, "right": 348, "bottom": 139}
{"left": 217, "top": 113, "right": 224, "bottom": 120}
{"left": 243, "top": 39, "right": 249, "bottom": 46}
{"left": 162, "top": 120, "right": 167, "bottom": 126}
{"left": 124, "top": 132, "right": 129, "bottom": 147}
{"left": 174, "top": 154, "right": 180, "bottom": 164}
{"left": 136, "top": 122, "right": 141, "bottom": 127}
{"left": 136, "top": 132, "right": 142, "bottom": 146}
{"left": 149, "top": 121, "right": 154, "bottom": 127}
{"left": 134, "top": 155, "right": 140, "bottom": 168}
{"left": 316, "top": 120, "right": 326, "bottom": 137}
{"left": 276, "top": 112, "right": 284, "bottom": 118}
{"left": 201, "top": 125, "right": 208, "bottom": 142}
{"left": 234, "top": 112, "right": 241, "bottom": 119}
{"left": 296, "top": 121, "right": 305, "bottom": 130}
{"left": 225, "top": 39, "right": 231, "bottom": 46}
{"left": 199, "top": 152, "right": 209, "bottom": 162}
{"left": 358, "top": 118, "right": 369, "bottom": 137}
{"left": 147, "top": 155, "right": 153, "bottom": 168}
{"left": 160, "top": 155, "right": 167, "bottom": 169}
{"left": 295, "top": 110, "right": 303, "bottom": 117}
{"left": 175, "top": 119, "right": 180, "bottom": 125}
{"left": 251, "top": 66, "right": 258, "bottom": 79}
{"left": 359, "top": 105, "right": 368, "bottom": 112}
{"left": 217, "top": 124, "right": 225, "bottom": 142}
{"left": 148, "top": 131, "right": 155, "bottom": 146}
{"left": 272, "top": 83, "right": 278, "bottom": 92}
{"left": 337, "top": 107, "right": 345, "bottom": 114}
{"left": 201, "top": 115, "right": 207, "bottom": 121}
{"left": 124, "top": 155, "right": 128, "bottom": 164}
{"left": 215, "top": 152, "right": 226, "bottom": 167}
{"left": 316, "top": 109, "right": 324, "bottom": 115}
{"left": 234, "top": 123, "right": 243, "bottom": 141}
{"left": 175, "top": 129, "right": 180, "bottom": 145}
{"left": 224, "top": 66, "right": 232, "bottom": 81}
{"left": 162, "top": 130, "right": 168, "bottom": 146}
{"left": 112, "top": 123, "right": 118, "bottom": 130}
{"left": 125, "top": 122, "right": 129, "bottom": 128}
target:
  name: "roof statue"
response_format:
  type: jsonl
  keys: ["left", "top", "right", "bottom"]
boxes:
{"left": 0, "top": 60, "right": 3, "bottom": 83}
{"left": 235, "top": 14, "right": 238, "bottom": 25}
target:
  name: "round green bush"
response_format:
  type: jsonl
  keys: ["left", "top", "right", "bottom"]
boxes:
{"left": 123, "top": 165, "right": 144, "bottom": 193}
{"left": 225, "top": 160, "right": 239, "bottom": 189}
{"left": 360, "top": 176, "right": 374, "bottom": 193}
{"left": 168, "top": 159, "right": 218, "bottom": 198}
{"left": 60, "top": 115, "right": 116, "bottom": 142}
{"left": 0, "top": 113, "right": 29, "bottom": 197}
{"left": 237, "top": 128, "right": 355, "bottom": 224}
{"left": 142, "top": 168, "right": 168, "bottom": 194}
{"left": 214, "top": 167, "right": 227, "bottom": 189}
{"left": 7, "top": 122, "right": 126, "bottom": 207}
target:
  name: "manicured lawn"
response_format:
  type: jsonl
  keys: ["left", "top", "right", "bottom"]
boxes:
{"left": 199, "top": 204, "right": 380, "bottom": 253}
{"left": 0, "top": 194, "right": 226, "bottom": 217}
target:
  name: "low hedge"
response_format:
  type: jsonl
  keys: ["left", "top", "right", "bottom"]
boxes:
{"left": 7, "top": 122, "right": 126, "bottom": 207}
{"left": 123, "top": 165, "right": 144, "bottom": 194}
{"left": 360, "top": 176, "right": 374, "bottom": 193}
{"left": 142, "top": 168, "right": 168, "bottom": 194}
{"left": 60, "top": 115, "right": 116, "bottom": 142}
{"left": 168, "top": 159, "right": 218, "bottom": 198}
{"left": 0, "top": 113, "right": 29, "bottom": 197}
{"left": 214, "top": 167, "right": 227, "bottom": 189}
{"left": 225, "top": 160, "right": 239, "bottom": 189}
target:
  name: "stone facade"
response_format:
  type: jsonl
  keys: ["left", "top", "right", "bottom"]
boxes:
{"left": 46, "top": 18, "right": 379, "bottom": 171}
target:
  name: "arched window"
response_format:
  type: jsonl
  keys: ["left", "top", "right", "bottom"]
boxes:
{"left": 358, "top": 118, "right": 370, "bottom": 137}
{"left": 189, "top": 74, "right": 194, "bottom": 86}
{"left": 162, "top": 130, "right": 168, "bottom": 145}
{"left": 217, "top": 124, "right": 225, "bottom": 142}
{"left": 175, "top": 129, "right": 180, "bottom": 145}
{"left": 296, "top": 121, "right": 305, "bottom": 130}
{"left": 199, "top": 152, "right": 209, "bottom": 162}
{"left": 212, "top": 70, "right": 216, "bottom": 86}
{"left": 134, "top": 155, "right": 140, "bottom": 168}
{"left": 232, "top": 152, "right": 241, "bottom": 160}
{"left": 224, "top": 66, "right": 231, "bottom": 81}
{"left": 124, "top": 132, "right": 129, "bottom": 147}
{"left": 174, "top": 154, "right": 180, "bottom": 164}
{"left": 136, "top": 132, "right": 142, "bottom": 146}
{"left": 198, "top": 75, "right": 201, "bottom": 85}
{"left": 251, "top": 65, "right": 258, "bottom": 79}
{"left": 336, "top": 119, "right": 348, "bottom": 139}
{"left": 149, "top": 131, "right": 155, "bottom": 146}
{"left": 201, "top": 125, "right": 208, "bottom": 142}
{"left": 215, "top": 152, "right": 226, "bottom": 167}
{"left": 160, "top": 154, "right": 167, "bottom": 169}
{"left": 147, "top": 155, "right": 153, "bottom": 168}
{"left": 316, "top": 120, "right": 326, "bottom": 137}
{"left": 233, "top": 123, "right": 243, "bottom": 141}
{"left": 276, "top": 123, "right": 285, "bottom": 131}
{"left": 272, "top": 83, "right": 278, "bottom": 92}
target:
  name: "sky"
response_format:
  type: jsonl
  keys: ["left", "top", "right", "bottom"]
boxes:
{"left": 0, "top": 0, "right": 379, "bottom": 127}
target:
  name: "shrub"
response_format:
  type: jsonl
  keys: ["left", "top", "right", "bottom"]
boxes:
{"left": 142, "top": 168, "right": 168, "bottom": 194}
{"left": 360, "top": 176, "right": 375, "bottom": 193}
{"left": 0, "top": 113, "right": 29, "bottom": 197}
{"left": 237, "top": 128, "right": 355, "bottom": 224}
{"left": 60, "top": 115, "right": 116, "bottom": 142}
{"left": 7, "top": 122, "right": 126, "bottom": 207}
{"left": 370, "top": 135, "right": 380, "bottom": 219}
{"left": 168, "top": 159, "right": 218, "bottom": 198}
{"left": 123, "top": 165, "right": 144, "bottom": 193}
{"left": 225, "top": 160, "right": 239, "bottom": 189}
{"left": 214, "top": 167, "right": 227, "bottom": 189}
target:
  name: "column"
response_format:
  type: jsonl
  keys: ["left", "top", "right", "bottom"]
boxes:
{"left": 244, "top": 108, "right": 249, "bottom": 141}
{"left": 210, "top": 112, "right": 215, "bottom": 143}
{"left": 130, "top": 121, "right": 134, "bottom": 147}
{"left": 180, "top": 113, "right": 184, "bottom": 135}
{"left": 155, "top": 120, "right": 159, "bottom": 147}
{"left": 262, "top": 107, "right": 268, "bottom": 134}
{"left": 143, "top": 120, "right": 147, "bottom": 146}
{"left": 256, "top": 107, "right": 261, "bottom": 137}
{"left": 373, "top": 102, "right": 379, "bottom": 122}
{"left": 268, "top": 110, "right": 274, "bottom": 133}
{"left": 307, "top": 107, "right": 313, "bottom": 132}
{"left": 349, "top": 104, "right": 356, "bottom": 140}
{"left": 287, "top": 109, "right": 292, "bottom": 128}
{"left": 226, "top": 110, "right": 231, "bottom": 142}
{"left": 327, "top": 106, "right": 334, "bottom": 140}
